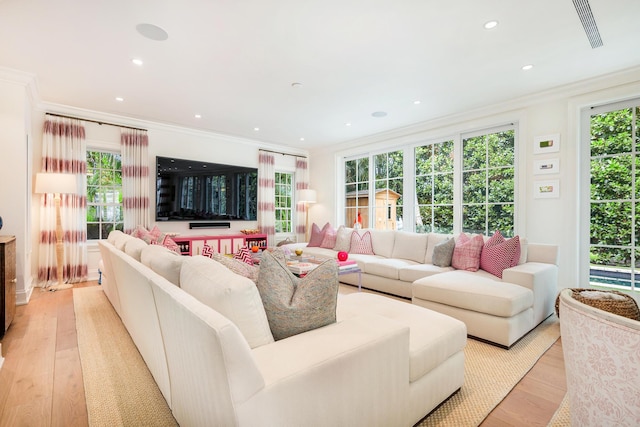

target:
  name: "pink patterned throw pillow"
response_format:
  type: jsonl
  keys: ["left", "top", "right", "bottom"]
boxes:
{"left": 480, "top": 231, "right": 521, "bottom": 278}
{"left": 159, "top": 233, "right": 181, "bottom": 254}
{"left": 320, "top": 225, "right": 337, "bottom": 249}
{"left": 349, "top": 230, "right": 374, "bottom": 255}
{"left": 451, "top": 233, "right": 484, "bottom": 272}
{"left": 307, "top": 222, "right": 331, "bottom": 247}
{"left": 233, "top": 246, "right": 254, "bottom": 265}
{"left": 201, "top": 244, "right": 214, "bottom": 258}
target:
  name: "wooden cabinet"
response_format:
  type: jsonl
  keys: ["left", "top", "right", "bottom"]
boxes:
{"left": 173, "top": 234, "right": 267, "bottom": 256}
{"left": 0, "top": 236, "right": 16, "bottom": 337}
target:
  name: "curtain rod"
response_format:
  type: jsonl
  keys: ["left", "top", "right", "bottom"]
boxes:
{"left": 259, "top": 148, "right": 307, "bottom": 159}
{"left": 45, "top": 112, "right": 147, "bottom": 132}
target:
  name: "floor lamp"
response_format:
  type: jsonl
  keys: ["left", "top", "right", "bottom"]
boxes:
{"left": 35, "top": 172, "right": 77, "bottom": 291}
{"left": 298, "top": 189, "right": 317, "bottom": 242}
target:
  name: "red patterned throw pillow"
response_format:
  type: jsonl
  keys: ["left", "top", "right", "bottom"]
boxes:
{"left": 451, "top": 233, "right": 484, "bottom": 272}
{"left": 201, "top": 244, "right": 214, "bottom": 258}
{"left": 233, "top": 246, "right": 254, "bottom": 265}
{"left": 480, "top": 231, "right": 521, "bottom": 278}
{"left": 349, "top": 230, "right": 374, "bottom": 255}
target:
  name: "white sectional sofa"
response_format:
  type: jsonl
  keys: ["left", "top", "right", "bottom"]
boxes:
{"left": 98, "top": 230, "right": 467, "bottom": 427}
{"left": 283, "top": 228, "right": 558, "bottom": 348}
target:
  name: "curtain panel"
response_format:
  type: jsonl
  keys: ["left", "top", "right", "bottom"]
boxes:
{"left": 120, "top": 128, "right": 150, "bottom": 234}
{"left": 258, "top": 151, "right": 276, "bottom": 247}
{"left": 39, "top": 115, "right": 88, "bottom": 285}
{"left": 295, "top": 157, "right": 310, "bottom": 243}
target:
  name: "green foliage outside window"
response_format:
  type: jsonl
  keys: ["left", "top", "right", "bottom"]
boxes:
{"left": 87, "top": 151, "right": 123, "bottom": 239}
{"left": 415, "top": 140, "right": 454, "bottom": 233}
{"left": 275, "top": 172, "right": 292, "bottom": 233}
{"left": 589, "top": 107, "right": 639, "bottom": 276}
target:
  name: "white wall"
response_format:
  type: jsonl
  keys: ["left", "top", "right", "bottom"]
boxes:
{"left": 0, "top": 72, "right": 34, "bottom": 304}
{"left": 309, "top": 67, "right": 640, "bottom": 292}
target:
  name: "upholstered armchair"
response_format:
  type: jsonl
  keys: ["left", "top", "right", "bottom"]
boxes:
{"left": 558, "top": 288, "right": 640, "bottom": 426}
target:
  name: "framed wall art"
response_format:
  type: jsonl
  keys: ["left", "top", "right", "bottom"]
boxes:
{"left": 533, "top": 158, "right": 560, "bottom": 175}
{"left": 534, "top": 180, "right": 560, "bottom": 199}
{"left": 533, "top": 133, "right": 560, "bottom": 154}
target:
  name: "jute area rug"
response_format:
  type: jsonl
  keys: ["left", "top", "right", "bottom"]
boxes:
{"left": 417, "top": 316, "right": 560, "bottom": 426}
{"left": 548, "top": 395, "right": 571, "bottom": 426}
{"left": 74, "top": 286, "right": 177, "bottom": 427}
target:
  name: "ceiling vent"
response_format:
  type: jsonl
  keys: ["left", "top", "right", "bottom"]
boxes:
{"left": 572, "top": 0, "right": 603, "bottom": 48}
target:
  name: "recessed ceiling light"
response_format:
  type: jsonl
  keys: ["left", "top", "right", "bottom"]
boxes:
{"left": 522, "top": 64, "right": 534, "bottom": 71}
{"left": 345, "top": 122, "right": 352, "bottom": 127}
{"left": 414, "top": 100, "right": 421, "bottom": 105}
{"left": 254, "top": 127, "right": 260, "bottom": 131}
{"left": 132, "top": 58, "right": 143, "bottom": 66}
{"left": 300, "top": 137, "right": 305, "bottom": 141}
{"left": 484, "top": 20, "right": 499, "bottom": 30}
{"left": 291, "top": 82, "right": 302, "bottom": 88}
{"left": 372, "top": 111, "right": 387, "bottom": 118}
{"left": 194, "top": 114, "right": 201, "bottom": 119}
{"left": 115, "top": 97, "right": 124, "bottom": 102}
{"left": 136, "top": 23, "right": 169, "bottom": 41}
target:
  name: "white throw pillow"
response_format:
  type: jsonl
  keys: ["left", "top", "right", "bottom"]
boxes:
{"left": 180, "top": 256, "right": 274, "bottom": 348}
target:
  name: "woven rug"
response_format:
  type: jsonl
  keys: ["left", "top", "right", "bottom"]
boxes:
{"left": 417, "top": 316, "right": 560, "bottom": 426}
{"left": 74, "top": 287, "right": 177, "bottom": 426}
{"left": 548, "top": 394, "right": 570, "bottom": 426}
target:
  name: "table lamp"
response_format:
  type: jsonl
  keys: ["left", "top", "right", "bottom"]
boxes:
{"left": 35, "top": 172, "right": 77, "bottom": 291}
{"left": 298, "top": 189, "right": 317, "bottom": 242}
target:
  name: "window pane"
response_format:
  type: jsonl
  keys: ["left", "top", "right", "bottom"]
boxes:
{"left": 463, "top": 171, "right": 486, "bottom": 204}
{"left": 590, "top": 108, "right": 633, "bottom": 156}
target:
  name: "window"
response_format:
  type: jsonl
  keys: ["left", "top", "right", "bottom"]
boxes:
{"left": 415, "top": 140, "right": 454, "bottom": 233}
{"left": 87, "top": 150, "right": 123, "bottom": 239}
{"left": 275, "top": 172, "right": 293, "bottom": 233}
{"left": 341, "top": 124, "right": 516, "bottom": 235}
{"left": 462, "top": 129, "right": 515, "bottom": 236}
{"left": 587, "top": 102, "right": 640, "bottom": 291}
{"left": 373, "top": 150, "right": 404, "bottom": 230}
{"left": 344, "top": 156, "right": 370, "bottom": 228}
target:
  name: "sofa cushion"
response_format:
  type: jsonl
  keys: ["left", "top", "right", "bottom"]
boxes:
{"left": 140, "top": 244, "right": 184, "bottom": 286}
{"left": 211, "top": 252, "right": 260, "bottom": 283}
{"left": 451, "top": 233, "right": 484, "bottom": 271}
{"left": 370, "top": 230, "right": 395, "bottom": 258}
{"left": 180, "top": 256, "right": 274, "bottom": 348}
{"left": 333, "top": 226, "right": 354, "bottom": 252}
{"left": 412, "top": 271, "right": 533, "bottom": 317}
{"left": 337, "top": 292, "right": 467, "bottom": 383}
{"left": 399, "top": 264, "right": 454, "bottom": 282}
{"left": 257, "top": 251, "right": 339, "bottom": 341}
{"left": 124, "top": 237, "right": 148, "bottom": 261}
{"left": 391, "top": 231, "right": 428, "bottom": 263}
{"left": 114, "top": 232, "right": 135, "bottom": 251}
{"left": 432, "top": 237, "right": 455, "bottom": 267}
{"left": 320, "top": 225, "right": 337, "bottom": 248}
{"left": 365, "top": 258, "right": 417, "bottom": 280}
{"left": 350, "top": 230, "right": 374, "bottom": 254}
{"left": 480, "top": 231, "right": 521, "bottom": 278}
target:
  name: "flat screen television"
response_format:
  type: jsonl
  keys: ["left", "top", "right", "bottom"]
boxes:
{"left": 156, "top": 156, "right": 258, "bottom": 221}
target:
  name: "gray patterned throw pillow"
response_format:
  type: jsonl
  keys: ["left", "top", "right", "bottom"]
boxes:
{"left": 432, "top": 237, "right": 455, "bottom": 267}
{"left": 256, "top": 251, "right": 339, "bottom": 340}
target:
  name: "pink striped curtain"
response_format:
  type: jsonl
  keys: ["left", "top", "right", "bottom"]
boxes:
{"left": 295, "top": 157, "right": 310, "bottom": 243}
{"left": 258, "top": 151, "right": 276, "bottom": 247}
{"left": 39, "top": 115, "right": 88, "bottom": 285}
{"left": 120, "top": 128, "right": 150, "bottom": 234}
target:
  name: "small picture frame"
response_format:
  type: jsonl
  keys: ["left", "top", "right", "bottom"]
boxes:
{"left": 533, "top": 158, "right": 560, "bottom": 175}
{"left": 534, "top": 180, "right": 560, "bottom": 199}
{"left": 533, "top": 134, "right": 560, "bottom": 154}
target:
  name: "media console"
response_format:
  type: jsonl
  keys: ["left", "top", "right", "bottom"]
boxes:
{"left": 172, "top": 233, "right": 267, "bottom": 256}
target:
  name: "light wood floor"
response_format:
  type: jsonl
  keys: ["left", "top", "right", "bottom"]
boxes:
{"left": 0, "top": 282, "right": 566, "bottom": 427}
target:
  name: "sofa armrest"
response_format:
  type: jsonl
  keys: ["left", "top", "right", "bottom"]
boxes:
{"left": 243, "top": 314, "right": 410, "bottom": 426}
{"left": 503, "top": 262, "right": 558, "bottom": 324}
{"left": 526, "top": 243, "right": 558, "bottom": 264}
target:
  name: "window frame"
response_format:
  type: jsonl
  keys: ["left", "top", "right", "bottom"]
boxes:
{"left": 86, "top": 149, "right": 123, "bottom": 241}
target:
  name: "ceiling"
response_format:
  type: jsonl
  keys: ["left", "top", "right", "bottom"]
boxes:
{"left": 1, "top": 0, "right": 639, "bottom": 150}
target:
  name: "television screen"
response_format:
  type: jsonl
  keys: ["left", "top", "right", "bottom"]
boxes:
{"left": 156, "top": 156, "right": 257, "bottom": 221}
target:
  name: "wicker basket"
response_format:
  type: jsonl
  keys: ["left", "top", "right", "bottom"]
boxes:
{"left": 555, "top": 288, "right": 640, "bottom": 321}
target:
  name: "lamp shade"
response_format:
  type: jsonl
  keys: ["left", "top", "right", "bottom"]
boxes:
{"left": 34, "top": 172, "right": 77, "bottom": 195}
{"left": 298, "top": 189, "right": 317, "bottom": 203}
